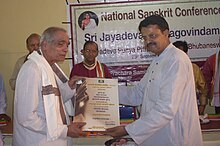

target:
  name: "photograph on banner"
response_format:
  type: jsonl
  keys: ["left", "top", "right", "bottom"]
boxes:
{"left": 69, "top": 0, "right": 220, "bottom": 82}
{"left": 78, "top": 11, "right": 99, "bottom": 31}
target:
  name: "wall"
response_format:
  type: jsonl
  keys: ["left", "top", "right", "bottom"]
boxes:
{"left": 0, "top": 0, "right": 106, "bottom": 117}
{"left": 0, "top": 0, "right": 213, "bottom": 118}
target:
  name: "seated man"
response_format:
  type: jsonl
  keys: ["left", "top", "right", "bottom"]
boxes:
{"left": 70, "top": 41, "right": 112, "bottom": 79}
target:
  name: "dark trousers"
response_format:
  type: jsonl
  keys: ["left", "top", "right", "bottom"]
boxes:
{"left": 215, "top": 106, "right": 220, "bottom": 114}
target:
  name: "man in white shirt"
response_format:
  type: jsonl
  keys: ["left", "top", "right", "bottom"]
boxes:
{"left": 104, "top": 15, "right": 203, "bottom": 146}
{"left": 13, "top": 27, "right": 87, "bottom": 146}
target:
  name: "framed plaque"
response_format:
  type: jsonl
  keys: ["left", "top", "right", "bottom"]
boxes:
{"left": 73, "top": 78, "right": 120, "bottom": 131}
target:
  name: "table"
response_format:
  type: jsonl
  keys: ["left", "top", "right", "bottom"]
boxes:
{"left": 73, "top": 136, "right": 112, "bottom": 146}
{"left": 1, "top": 118, "right": 220, "bottom": 146}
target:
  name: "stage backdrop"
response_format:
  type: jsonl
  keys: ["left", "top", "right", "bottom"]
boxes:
{"left": 69, "top": 0, "right": 220, "bottom": 82}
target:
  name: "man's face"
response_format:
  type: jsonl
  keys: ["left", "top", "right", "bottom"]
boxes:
{"left": 27, "top": 37, "right": 40, "bottom": 53}
{"left": 81, "top": 43, "right": 98, "bottom": 64}
{"left": 141, "top": 24, "right": 169, "bottom": 55}
{"left": 43, "top": 31, "right": 69, "bottom": 64}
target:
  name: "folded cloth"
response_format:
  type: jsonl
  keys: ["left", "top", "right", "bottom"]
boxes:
{"left": 83, "top": 58, "right": 105, "bottom": 77}
{"left": 28, "top": 50, "right": 68, "bottom": 141}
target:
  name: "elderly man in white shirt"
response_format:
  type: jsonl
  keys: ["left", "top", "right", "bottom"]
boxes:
{"left": 13, "top": 27, "right": 87, "bottom": 146}
{"left": 104, "top": 15, "right": 203, "bottom": 146}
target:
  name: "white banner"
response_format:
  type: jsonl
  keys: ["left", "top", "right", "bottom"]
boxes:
{"left": 69, "top": 0, "right": 220, "bottom": 81}
{"left": 71, "top": 1, "right": 220, "bottom": 65}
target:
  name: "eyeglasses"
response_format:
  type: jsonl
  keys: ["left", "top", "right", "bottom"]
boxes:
{"left": 141, "top": 34, "right": 159, "bottom": 41}
{"left": 84, "top": 49, "right": 98, "bottom": 54}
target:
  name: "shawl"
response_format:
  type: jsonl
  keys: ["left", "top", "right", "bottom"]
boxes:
{"left": 83, "top": 59, "right": 104, "bottom": 77}
{"left": 28, "top": 50, "right": 69, "bottom": 141}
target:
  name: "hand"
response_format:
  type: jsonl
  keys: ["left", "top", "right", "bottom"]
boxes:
{"left": 101, "top": 126, "right": 128, "bottom": 138}
{"left": 68, "top": 76, "right": 85, "bottom": 89}
{"left": 75, "top": 79, "right": 87, "bottom": 99}
{"left": 75, "top": 92, "right": 89, "bottom": 116}
{"left": 0, "top": 114, "right": 11, "bottom": 122}
{"left": 67, "top": 121, "right": 87, "bottom": 137}
{"left": 70, "top": 77, "right": 88, "bottom": 116}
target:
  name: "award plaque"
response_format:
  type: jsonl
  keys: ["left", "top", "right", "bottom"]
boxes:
{"left": 73, "top": 78, "right": 120, "bottom": 131}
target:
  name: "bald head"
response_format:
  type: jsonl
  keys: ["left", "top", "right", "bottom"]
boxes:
{"left": 26, "top": 33, "right": 40, "bottom": 53}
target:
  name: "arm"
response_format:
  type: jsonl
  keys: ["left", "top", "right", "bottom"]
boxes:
{"left": 81, "top": 20, "right": 86, "bottom": 30}
{"left": 59, "top": 81, "right": 76, "bottom": 102}
{"left": 118, "top": 76, "right": 146, "bottom": 106}
{"left": 126, "top": 57, "right": 190, "bottom": 144}
{"left": 9, "top": 57, "right": 25, "bottom": 90}
{"left": 59, "top": 75, "right": 86, "bottom": 116}
{"left": 15, "top": 63, "right": 49, "bottom": 135}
